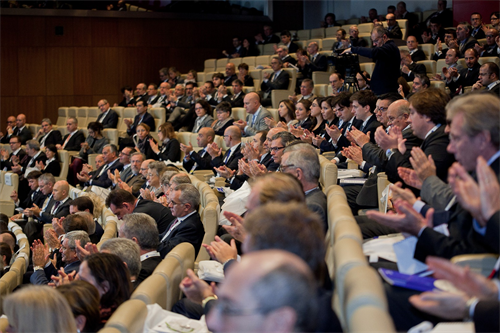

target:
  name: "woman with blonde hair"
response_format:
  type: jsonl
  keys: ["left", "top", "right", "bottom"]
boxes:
{"left": 4, "top": 285, "right": 77, "bottom": 333}
{"left": 149, "top": 122, "right": 181, "bottom": 162}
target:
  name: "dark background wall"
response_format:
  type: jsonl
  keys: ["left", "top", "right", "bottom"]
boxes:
{"left": 1, "top": 9, "right": 268, "bottom": 127}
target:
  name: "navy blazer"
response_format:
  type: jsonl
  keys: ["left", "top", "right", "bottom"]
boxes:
{"left": 38, "top": 197, "right": 73, "bottom": 224}
{"left": 134, "top": 199, "right": 175, "bottom": 235}
{"left": 87, "top": 160, "right": 123, "bottom": 189}
{"left": 158, "top": 212, "right": 205, "bottom": 258}
{"left": 183, "top": 148, "right": 212, "bottom": 172}
{"left": 157, "top": 138, "right": 181, "bottom": 162}
{"left": 127, "top": 112, "right": 156, "bottom": 137}
{"left": 97, "top": 109, "right": 119, "bottom": 129}
{"left": 211, "top": 143, "right": 244, "bottom": 172}
{"left": 39, "top": 130, "right": 62, "bottom": 147}
{"left": 62, "top": 130, "right": 85, "bottom": 151}
{"left": 261, "top": 70, "right": 290, "bottom": 93}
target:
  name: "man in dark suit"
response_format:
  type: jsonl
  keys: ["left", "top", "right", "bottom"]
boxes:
{"left": 280, "top": 30, "right": 299, "bottom": 53}
{"left": 0, "top": 116, "right": 16, "bottom": 144}
{"left": 158, "top": 183, "right": 204, "bottom": 258}
{"left": 446, "top": 48, "right": 481, "bottom": 96}
{"left": 124, "top": 100, "right": 155, "bottom": 137}
{"left": 400, "top": 50, "right": 427, "bottom": 82}
{"left": 421, "top": 0, "right": 453, "bottom": 28}
{"left": 68, "top": 196, "right": 104, "bottom": 245}
{"left": 150, "top": 82, "right": 170, "bottom": 108}
{"left": 57, "top": 117, "right": 85, "bottom": 152}
{"left": 276, "top": 45, "right": 297, "bottom": 67}
{"left": 208, "top": 126, "right": 244, "bottom": 172}
{"left": 134, "top": 83, "right": 148, "bottom": 103}
{"left": 396, "top": 2, "right": 419, "bottom": 38}
{"left": 260, "top": 57, "right": 290, "bottom": 106}
{"left": 182, "top": 127, "right": 215, "bottom": 173}
{"left": 31, "top": 230, "right": 89, "bottom": 285}
{"left": 18, "top": 140, "right": 46, "bottom": 176}
{"left": 421, "top": 19, "right": 446, "bottom": 45}
{"left": 476, "top": 28, "right": 499, "bottom": 57}
{"left": 223, "top": 63, "right": 237, "bottom": 86}
{"left": 120, "top": 213, "right": 162, "bottom": 285}
{"left": 406, "top": 36, "right": 427, "bottom": 62}
{"left": 345, "top": 26, "right": 401, "bottom": 95}
{"left": 37, "top": 118, "right": 62, "bottom": 148}
{"left": 79, "top": 144, "right": 123, "bottom": 189}
{"left": 472, "top": 62, "right": 500, "bottom": 95}
{"left": 300, "top": 42, "right": 328, "bottom": 80}
{"left": 11, "top": 114, "right": 32, "bottom": 145}
{"left": 106, "top": 189, "right": 174, "bottom": 235}
{"left": 146, "top": 84, "right": 160, "bottom": 105}
{"left": 255, "top": 25, "right": 280, "bottom": 45}
{"left": 0, "top": 135, "right": 26, "bottom": 171}
{"left": 385, "top": 13, "right": 403, "bottom": 39}
{"left": 456, "top": 22, "right": 477, "bottom": 58}
{"left": 281, "top": 146, "right": 328, "bottom": 232}
{"left": 96, "top": 99, "right": 119, "bottom": 129}
{"left": 28, "top": 180, "right": 73, "bottom": 225}
{"left": 11, "top": 170, "right": 46, "bottom": 210}
{"left": 228, "top": 79, "right": 245, "bottom": 108}
{"left": 349, "top": 90, "right": 381, "bottom": 144}
{"left": 470, "top": 12, "right": 486, "bottom": 40}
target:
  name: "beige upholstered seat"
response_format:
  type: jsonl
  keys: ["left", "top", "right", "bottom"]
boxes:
{"left": 103, "top": 299, "right": 148, "bottom": 333}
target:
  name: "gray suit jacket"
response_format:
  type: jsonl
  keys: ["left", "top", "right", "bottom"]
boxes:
{"left": 420, "top": 175, "right": 454, "bottom": 211}
{"left": 244, "top": 107, "right": 272, "bottom": 136}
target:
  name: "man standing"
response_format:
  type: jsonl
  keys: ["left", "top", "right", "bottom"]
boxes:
{"left": 234, "top": 92, "right": 272, "bottom": 136}
{"left": 96, "top": 99, "right": 119, "bottom": 129}
{"left": 158, "top": 184, "right": 205, "bottom": 258}
{"left": 343, "top": 26, "right": 400, "bottom": 95}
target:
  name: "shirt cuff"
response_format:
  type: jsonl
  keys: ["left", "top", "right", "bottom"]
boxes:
{"left": 473, "top": 219, "right": 487, "bottom": 236}
{"left": 417, "top": 226, "right": 427, "bottom": 237}
{"left": 413, "top": 200, "right": 426, "bottom": 214}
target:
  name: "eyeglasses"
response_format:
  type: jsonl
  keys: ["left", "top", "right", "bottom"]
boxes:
{"left": 168, "top": 200, "right": 185, "bottom": 206}
{"left": 280, "top": 164, "right": 296, "bottom": 172}
{"left": 270, "top": 146, "right": 285, "bottom": 152}
{"left": 376, "top": 106, "right": 388, "bottom": 112}
{"left": 213, "top": 299, "right": 264, "bottom": 317}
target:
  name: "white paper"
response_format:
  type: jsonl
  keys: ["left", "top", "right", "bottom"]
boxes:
{"left": 393, "top": 236, "right": 428, "bottom": 275}
{"left": 144, "top": 304, "right": 209, "bottom": 333}
{"left": 197, "top": 260, "right": 224, "bottom": 282}
{"left": 218, "top": 181, "right": 251, "bottom": 226}
{"left": 430, "top": 322, "right": 474, "bottom": 333}
{"left": 362, "top": 234, "right": 404, "bottom": 262}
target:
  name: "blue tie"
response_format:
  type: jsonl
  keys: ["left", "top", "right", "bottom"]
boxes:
{"left": 224, "top": 148, "right": 232, "bottom": 164}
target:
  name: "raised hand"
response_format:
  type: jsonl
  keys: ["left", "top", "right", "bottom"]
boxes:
{"left": 397, "top": 167, "right": 423, "bottom": 189}
{"left": 222, "top": 211, "right": 247, "bottom": 242}
{"left": 202, "top": 236, "right": 237, "bottom": 264}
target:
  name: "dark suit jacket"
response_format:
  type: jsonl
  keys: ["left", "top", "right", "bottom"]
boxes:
{"left": 306, "top": 188, "right": 328, "bottom": 232}
{"left": 410, "top": 49, "right": 427, "bottom": 62}
{"left": 157, "top": 138, "right": 181, "bottom": 162}
{"left": 62, "top": 130, "right": 85, "bottom": 151}
{"left": 127, "top": 112, "right": 156, "bottom": 137}
{"left": 288, "top": 42, "right": 299, "bottom": 53}
{"left": 39, "top": 130, "right": 62, "bottom": 147}
{"left": 302, "top": 54, "right": 328, "bottom": 79}
{"left": 386, "top": 24, "right": 403, "bottom": 39}
{"left": 38, "top": 197, "right": 73, "bottom": 224}
{"left": 0, "top": 149, "right": 27, "bottom": 171}
{"left": 223, "top": 74, "right": 237, "bottom": 86}
{"left": 123, "top": 174, "right": 146, "bottom": 197}
{"left": 43, "top": 159, "right": 61, "bottom": 177}
{"left": 458, "top": 37, "right": 477, "bottom": 57}
{"left": 281, "top": 54, "right": 297, "bottom": 66}
{"left": 14, "top": 126, "right": 33, "bottom": 145}
{"left": 474, "top": 300, "right": 499, "bottom": 333}
{"left": 242, "top": 75, "right": 254, "bottom": 87}
{"left": 183, "top": 148, "right": 212, "bottom": 172}
{"left": 229, "top": 92, "right": 245, "bottom": 108}
{"left": 19, "top": 189, "right": 46, "bottom": 209}
{"left": 136, "top": 255, "right": 162, "bottom": 285}
{"left": 97, "top": 109, "right": 119, "bottom": 129}
{"left": 447, "top": 63, "right": 481, "bottom": 95}
{"left": 134, "top": 199, "right": 175, "bottom": 235}
{"left": 90, "top": 219, "right": 104, "bottom": 244}
{"left": 24, "top": 151, "right": 46, "bottom": 171}
{"left": 489, "top": 83, "right": 500, "bottom": 96}
{"left": 87, "top": 160, "right": 123, "bottom": 189}
{"left": 211, "top": 143, "right": 244, "bottom": 172}
{"left": 401, "top": 62, "right": 427, "bottom": 82}
{"left": 385, "top": 125, "right": 454, "bottom": 184}
{"left": 261, "top": 70, "right": 290, "bottom": 93}
{"left": 158, "top": 212, "right": 205, "bottom": 258}
{"left": 471, "top": 27, "right": 486, "bottom": 40}
{"left": 352, "top": 40, "right": 401, "bottom": 95}
{"left": 30, "top": 260, "right": 80, "bottom": 285}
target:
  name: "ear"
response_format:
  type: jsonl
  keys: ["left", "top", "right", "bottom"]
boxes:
{"left": 75, "top": 315, "right": 87, "bottom": 331}
{"left": 295, "top": 167, "right": 304, "bottom": 181}
{"left": 263, "top": 307, "right": 297, "bottom": 333}
{"left": 100, "top": 280, "right": 111, "bottom": 294}
{"left": 131, "top": 237, "right": 140, "bottom": 245}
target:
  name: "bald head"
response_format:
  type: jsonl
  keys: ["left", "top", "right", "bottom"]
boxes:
{"left": 0, "top": 233, "right": 15, "bottom": 253}
{"left": 225, "top": 126, "right": 242, "bottom": 142}
{"left": 244, "top": 92, "right": 261, "bottom": 114}
{"left": 52, "top": 181, "right": 69, "bottom": 201}
{"left": 387, "top": 99, "right": 410, "bottom": 129}
{"left": 16, "top": 114, "right": 26, "bottom": 128}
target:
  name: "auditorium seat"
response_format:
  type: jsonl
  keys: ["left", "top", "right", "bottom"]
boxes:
{"left": 430, "top": 80, "right": 446, "bottom": 91}
{"left": 87, "top": 107, "right": 98, "bottom": 124}
{"left": 314, "top": 84, "right": 328, "bottom": 97}
{"left": 347, "top": 18, "right": 360, "bottom": 24}
{"left": 360, "top": 62, "right": 376, "bottom": 76}
{"left": 419, "top": 44, "right": 434, "bottom": 60}
{"left": 216, "top": 58, "right": 228, "bottom": 72}
{"left": 479, "top": 56, "right": 500, "bottom": 67}
{"left": 56, "top": 150, "right": 69, "bottom": 182}
{"left": 255, "top": 55, "right": 271, "bottom": 67}
{"left": 204, "top": 59, "right": 216, "bottom": 72}
{"left": 77, "top": 107, "right": 88, "bottom": 128}
{"left": 310, "top": 27, "right": 325, "bottom": 39}
{"left": 341, "top": 24, "right": 352, "bottom": 32}
{"left": 417, "top": 60, "right": 437, "bottom": 77}
{"left": 296, "top": 29, "right": 311, "bottom": 41}
{"left": 57, "top": 107, "right": 68, "bottom": 127}
{"left": 325, "top": 26, "right": 341, "bottom": 38}
{"left": 322, "top": 38, "right": 337, "bottom": 51}
{"left": 396, "top": 19, "right": 408, "bottom": 31}
{"left": 312, "top": 71, "right": 332, "bottom": 85}
{"left": 357, "top": 23, "right": 374, "bottom": 34}
{"left": 263, "top": 43, "right": 276, "bottom": 55}
{"left": 241, "top": 56, "right": 256, "bottom": 69}
{"left": 228, "top": 57, "right": 242, "bottom": 67}
{"left": 103, "top": 299, "right": 148, "bottom": 333}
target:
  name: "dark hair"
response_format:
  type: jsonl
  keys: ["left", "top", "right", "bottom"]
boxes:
{"left": 106, "top": 189, "right": 136, "bottom": 208}
{"left": 444, "top": 29, "right": 457, "bottom": 39}
{"left": 44, "top": 144, "right": 58, "bottom": 156}
{"left": 350, "top": 90, "right": 377, "bottom": 113}
{"left": 148, "top": 83, "right": 158, "bottom": 89}
{"left": 471, "top": 12, "right": 481, "bottom": 19}
{"left": 185, "top": 81, "right": 197, "bottom": 88}
{"left": 70, "top": 196, "right": 94, "bottom": 215}
{"left": 212, "top": 73, "right": 224, "bottom": 80}
{"left": 280, "top": 30, "right": 291, "bottom": 37}
{"left": 57, "top": 280, "right": 101, "bottom": 333}
{"left": 84, "top": 253, "right": 131, "bottom": 309}
{"left": 278, "top": 100, "right": 296, "bottom": 123}
{"left": 120, "top": 86, "right": 133, "bottom": 93}
{"left": 26, "top": 170, "right": 43, "bottom": 180}
{"left": 238, "top": 63, "right": 249, "bottom": 71}
{"left": 63, "top": 214, "right": 89, "bottom": 234}
{"left": 408, "top": 88, "right": 449, "bottom": 125}
{"left": 233, "top": 79, "right": 243, "bottom": 87}
{"left": 378, "top": 92, "right": 403, "bottom": 104}
{"left": 87, "top": 122, "right": 103, "bottom": 134}
{"left": 0, "top": 242, "right": 12, "bottom": 267}
{"left": 196, "top": 100, "right": 212, "bottom": 116}
{"left": 216, "top": 101, "right": 232, "bottom": 115}
{"left": 204, "top": 81, "right": 215, "bottom": 89}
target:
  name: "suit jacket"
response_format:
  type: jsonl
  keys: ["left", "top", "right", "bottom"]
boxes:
{"left": 242, "top": 75, "right": 254, "bottom": 87}
{"left": 481, "top": 43, "right": 499, "bottom": 57}
{"left": 350, "top": 37, "right": 368, "bottom": 48}
{"left": 19, "top": 189, "right": 46, "bottom": 209}
{"left": 30, "top": 260, "right": 80, "bottom": 285}
{"left": 158, "top": 212, "right": 205, "bottom": 258}
{"left": 385, "top": 125, "right": 454, "bottom": 184}
{"left": 352, "top": 40, "right": 401, "bottom": 95}
{"left": 211, "top": 143, "right": 243, "bottom": 172}
{"left": 474, "top": 300, "right": 499, "bottom": 333}
{"left": 471, "top": 27, "right": 486, "bottom": 39}
{"left": 14, "top": 126, "right": 33, "bottom": 145}
{"left": 410, "top": 49, "right": 427, "bottom": 62}
{"left": 136, "top": 255, "right": 162, "bottom": 285}
{"left": 39, "top": 130, "right": 62, "bottom": 147}
{"left": 306, "top": 188, "right": 328, "bottom": 232}
{"left": 281, "top": 54, "right": 297, "bottom": 66}
{"left": 127, "top": 112, "right": 156, "bottom": 137}
{"left": 0, "top": 149, "right": 27, "bottom": 171}
{"left": 121, "top": 173, "right": 146, "bottom": 196}
{"left": 97, "top": 109, "right": 119, "bottom": 129}
{"left": 87, "top": 159, "right": 123, "bottom": 188}
{"left": 38, "top": 196, "right": 73, "bottom": 224}
{"left": 489, "top": 83, "right": 500, "bottom": 96}
{"left": 193, "top": 115, "right": 215, "bottom": 133}
{"left": 223, "top": 74, "right": 237, "bottom": 86}
{"left": 447, "top": 63, "right": 481, "bottom": 95}
{"left": 401, "top": 62, "right": 427, "bottom": 82}
{"left": 458, "top": 36, "right": 477, "bottom": 57}
{"left": 229, "top": 92, "right": 245, "bottom": 108}
{"left": 157, "top": 138, "right": 181, "bottom": 162}
{"left": 261, "top": 70, "right": 290, "bottom": 93}
{"left": 62, "top": 130, "right": 85, "bottom": 151}
{"left": 302, "top": 54, "right": 328, "bottom": 79}
{"left": 43, "top": 159, "right": 61, "bottom": 177}
{"left": 386, "top": 24, "right": 403, "bottom": 39}
{"left": 183, "top": 148, "right": 212, "bottom": 172}
{"left": 135, "top": 93, "right": 148, "bottom": 103}
{"left": 24, "top": 151, "right": 47, "bottom": 171}
{"left": 244, "top": 107, "right": 272, "bottom": 136}
{"left": 147, "top": 95, "right": 160, "bottom": 105}
{"left": 134, "top": 199, "right": 175, "bottom": 235}
{"left": 288, "top": 42, "right": 299, "bottom": 53}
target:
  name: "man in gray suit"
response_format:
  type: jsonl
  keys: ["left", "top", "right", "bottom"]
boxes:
{"left": 234, "top": 92, "right": 272, "bottom": 137}
{"left": 281, "top": 143, "right": 327, "bottom": 232}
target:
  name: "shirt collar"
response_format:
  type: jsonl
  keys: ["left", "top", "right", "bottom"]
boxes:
{"left": 177, "top": 210, "right": 197, "bottom": 222}
{"left": 140, "top": 250, "right": 160, "bottom": 261}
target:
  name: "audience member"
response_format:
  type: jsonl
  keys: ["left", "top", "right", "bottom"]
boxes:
{"left": 472, "top": 62, "right": 500, "bottom": 95}
{"left": 470, "top": 12, "right": 486, "bottom": 39}
{"left": 35, "top": 118, "right": 62, "bottom": 148}
{"left": 96, "top": 99, "right": 119, "bottom": 129}
{"left": 57, "top": 117, "right": 85, "bottom": 151}
{"left": 385, "top": 13, "right": 403, "bottom": 39}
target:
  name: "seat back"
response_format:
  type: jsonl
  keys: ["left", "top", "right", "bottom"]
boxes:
{"left": 322, "top": 38, "right": 337, "bottom": 51}
{"left": 103, "top": 299, "right": 148, "bottom": 333}
{"left": 255, "top": 55, "right": 271, "bottom": 67}
{"left": 204, "top": 58, "right": 216, "bottom": 72}
{"left": 103, "top": 129, "right": 119, "bottom": 146}
{"left": 262, "top": 44, "right": 276, "bottom": 55}
{"left": 0, "top": 172, "right": 18, "bottom": 201}
{"left": 241, "top": 56, "right": 256, "bottom": 69}
{"left": 319, "top": 155, "right": 338, "bottom": 191}
{"left": 57, "top": 107, "right": 68, "bottom": 127}
{"left": 77, "top": 107, "right": 88, "bottom": 128}
{"left": 357, "top": 23, "right": 374, "bottom": 34}
{"left": 56, "top": 150, "right": 69, "bottom": 181}
{"left": 87, "top": 107, "right": 99, "bottom": 123}
{"left": 296, "top": 29, "right": 311, "bottom": 40}
{"left": 417, "top": 60, "right": 437, "bottom": 77}
{"left": 419, "top": 44, "right": 434, "bottom": 60}
{"left": 310, "top": 27, "right": 325, "bottom": 38}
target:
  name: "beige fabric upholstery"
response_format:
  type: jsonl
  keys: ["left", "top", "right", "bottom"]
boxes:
{"left": 103, "top": 299, "right": 148, "bottom": 333}
{"left": 56, "top": 150, "right": 69, "bottom": 181}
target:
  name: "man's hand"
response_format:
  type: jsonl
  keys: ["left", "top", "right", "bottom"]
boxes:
{"left": 118, "top": 181, "right": 133, "bottom": 193}
{"left": 409, "top": 291, "right": 470, "bottom": 320}
{"left": 248, "top": 160, "right": 266, "bottom": 177}
{"left": 10, "top": 190, "right": 18, "bottom": 202}
{"left": 341, "top": 144, "right": 363, "bottom": 166}
{"left": 49, "top": 267, "right": 76, "bottom": 287}
{"left": 472, "top": 79, "right": 483, "bottom": 91}
{"left": 180, "top": 142, "right": 194, "bottom": 156}
{"left": 390, "top": 182, "right": 418, "bottom": 206}
{"left": 376, "top": 126, "right": 399, "bottom": 150}
{"left": 76, "top": 172, "right": 91, "bottom": 183}
{"left": 44, "top": 229, "right": 60, "bottom": 250}
{"left": 222, "top": 211, "right": 247, "bottom": 242}
{"left": 214, "top": 165, "right": 235, "bottom": 179}
{"left": 263, "top": 71, "right": 271, "bottom": 80}
{"left": 366, "top": 199, "right": 433, "bottom": 236}
{"left": 401, "top": 65, "right": 410, "bottom": 75}
{"left": 179, "top": 268, "right": 216, "bottom": 304}
{"left": 0, "top": 149, "right": 10, "bottom": 160}
{"left": 82, "top": 164, "right": 93, "bottom": 174}
{"left": 206, "top": 142, "right": 222, "bottom": 159}
{"left": 202, "top": 236, "right": 238, "bottom": 264}
{"left": 31, "top": 239, "right": 50, "bottom": 267}
{"left": 264, "top": 117, "right": 277, "bottom": 129}
{"left": 348, "top": 127, "right": 371, "bottom": 147}
{"left": 398, "top": 167, "right": 423, "bottom": 189}
{"left": 52, "top": 217, "right": 65, "bottom": 236}
{"left": 340, "top": 48, "right": 352, "bottom": 55}
{"left": 290, "top": 127, "right": 305, "bottom": 138}
{"left": 409, "top": 147, "right": 436, "bottom": 183}
{"left": 325, "top": 124, "right": 342, "bottom": 144}
{"left": 242, "top": 143, "right": 260, "bottom": 161}
{"left": 29, "top": 204, "right": 41, "bottom": 217}
{"left": 75, "top": 239, "right": 98, "bottom": 262}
